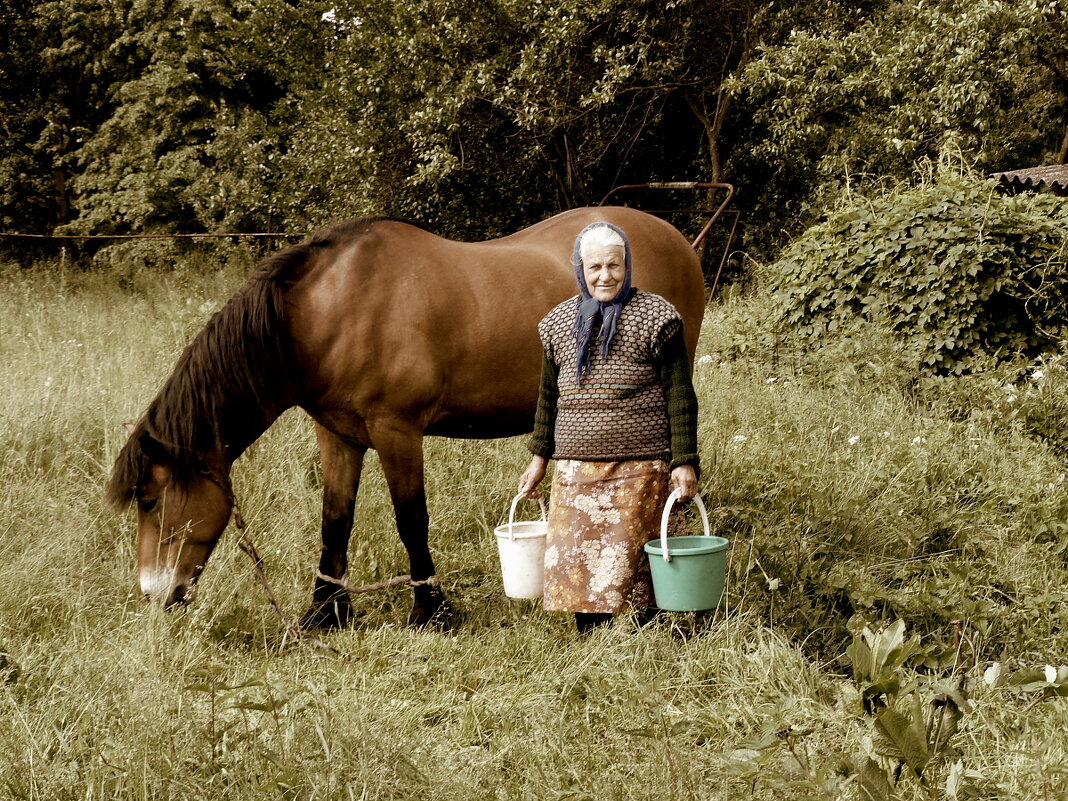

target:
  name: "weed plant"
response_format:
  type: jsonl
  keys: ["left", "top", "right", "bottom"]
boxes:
{"left": 0, "top": 256, "right": 1065, "bottom": 800}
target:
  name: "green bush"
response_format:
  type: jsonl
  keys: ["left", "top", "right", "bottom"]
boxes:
{"left": 766, "top": 175, "right": 1068, "bottom": 374}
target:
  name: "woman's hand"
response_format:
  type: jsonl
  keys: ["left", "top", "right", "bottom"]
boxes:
{"left": 518, "top": 455, "right": 548, "bottom": 498}
{"left": 670, "top": 464, "right": 697, "bottom": 501}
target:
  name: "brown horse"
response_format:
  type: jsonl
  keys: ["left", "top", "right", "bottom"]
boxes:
{"left": 106, "top": 206, "right": 705, "bottom": 627}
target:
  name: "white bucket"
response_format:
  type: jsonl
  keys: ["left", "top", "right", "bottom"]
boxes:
{"left": 493, "top": 494, "right": 548, "bottom": 599}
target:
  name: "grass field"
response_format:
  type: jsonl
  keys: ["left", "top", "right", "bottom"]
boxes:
{"left": 0, "top": 253, "right": 1065, "bottom": 800}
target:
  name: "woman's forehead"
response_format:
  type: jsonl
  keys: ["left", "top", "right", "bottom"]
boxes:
{"left": 581, "top": 242, "right": 626, "bottom": 265}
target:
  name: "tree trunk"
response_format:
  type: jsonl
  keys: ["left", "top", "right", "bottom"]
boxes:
{"left": 548, "top": 129, "right": 579, "bottom": 210}
{"left": 53, "top": 166, "right": 71, "bottom": 227}
{"left": 684, "top": 95, "right": 722, "bottom": 184}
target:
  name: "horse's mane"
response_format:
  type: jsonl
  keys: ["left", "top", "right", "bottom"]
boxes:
{"left": 105, "top": 217, "right": 396, "bottom": 508}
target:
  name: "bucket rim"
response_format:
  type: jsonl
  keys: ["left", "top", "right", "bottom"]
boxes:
{"left": 494, "top": 523, "right": 548, "bottom": 540}
{"left": 644, "top": 534, "right": 729, "bottom": 556}
{"left": 495, "top": 494, "right": 549, "bottom": 542}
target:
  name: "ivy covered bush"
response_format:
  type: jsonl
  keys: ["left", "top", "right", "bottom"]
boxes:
{"left": 767, "top": 176, "right": 1068, "bottom": 373}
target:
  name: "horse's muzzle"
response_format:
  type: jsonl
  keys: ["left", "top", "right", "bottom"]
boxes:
{"left": 140, "top": 570, "right": 196, "bottom": 607}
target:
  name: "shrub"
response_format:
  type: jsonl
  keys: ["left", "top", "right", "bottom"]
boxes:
{"left": 766, "top": 175, "right": 1068, "bottom": 374}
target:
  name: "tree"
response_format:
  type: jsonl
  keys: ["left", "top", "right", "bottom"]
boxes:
{"left": 0, "top": 0, "right": 132, "bottom": 233}
{"left": 17, "top": 0, "right": 1066, "bottom": 257}
{"left": 284, "top": 0, "right": 765, "bottom": 239}
{"left": 727, "top": 0, "right": 1068, "bottom": 245}
{"left": 67, "top": 0, "right": 327, "bottom": 237}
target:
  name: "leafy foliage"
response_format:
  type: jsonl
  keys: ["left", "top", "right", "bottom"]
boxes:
{"left": 766, "top": 175, "right": 1068, "bottom": 374}
{"left": 2, "top": 0, "right": 770, "bottom": 245}
{"left": 67, "top": 0, "right": 327, "bottom": 237}
{"left": 727, "top": 620, "right": 977, "bottom": 799}
{"left": 0, "top": 0, "right": 135, "bottom": 230}
{"left": 4, "top": 0, "right": 1068, "bottom": 257}
{"left": 727, "top": 0, "right": 1068, "bottom": 244}
{"left": 846, "top": 622, "right": 969, "bottom": 797}
{"left": 282, "top": 0, "right": 761, "bottom": 239}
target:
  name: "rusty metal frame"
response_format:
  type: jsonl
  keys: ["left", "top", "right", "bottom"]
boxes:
{"left": 598, "top": 182, "right": 739, "bottom": 297}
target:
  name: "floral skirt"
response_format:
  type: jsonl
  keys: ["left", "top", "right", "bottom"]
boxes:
{"left": 543, "top": 459, "right": 671, "bottom": 613}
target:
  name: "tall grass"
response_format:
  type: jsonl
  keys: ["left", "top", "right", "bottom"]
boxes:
{"left": 0, "top": 256, "right": 1065, "bottom": 800}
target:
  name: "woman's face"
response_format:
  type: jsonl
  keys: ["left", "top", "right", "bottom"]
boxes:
{"left": 582, "top": 244, "right": 626, "bottom": 302}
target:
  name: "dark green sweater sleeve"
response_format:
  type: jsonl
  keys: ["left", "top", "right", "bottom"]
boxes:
{"left": 656, "top": 328, "right": 701, "bottom": 475}
{"left": 528, "top": 349, "right": 559, "bottom": 459}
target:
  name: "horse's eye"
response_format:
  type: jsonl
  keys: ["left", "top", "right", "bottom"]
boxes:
{"left": 138, "top": 497, "right": 158, "bottom": 513}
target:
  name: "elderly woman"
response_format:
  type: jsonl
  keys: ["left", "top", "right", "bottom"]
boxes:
{"left": 518, "top": 222, "right": 700, "bottom": 632}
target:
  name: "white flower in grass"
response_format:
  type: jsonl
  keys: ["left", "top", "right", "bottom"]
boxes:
{"left": 766, "top": 377, "right": 778, "bottom": 384}
{"left": 983, "top": 663, "right": 1004, "bottom": 687}
{"left": 731, "top": 434, "right": 748, "bottom": 444}
{"left": 697, "top": 355, "right": 713, "bottom": 366}
{"left": 1045, "top": 665, "right": 1058, "bottom": 684}
{"left": 911, "top": 436, "right": 926, "bottom": 445}
{"left": 848, "top": 435, "right": 860, "bottom": 446}
{"left": 1032, "top": 369, "right": 1045, "bottom": 382}
{"left": 831, "top": 425, "right": 842, "bottom": 433}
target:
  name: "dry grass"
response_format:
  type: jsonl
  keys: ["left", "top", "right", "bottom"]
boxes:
{"left": 0, "top": 256, "right": 1065, "bottom": 800}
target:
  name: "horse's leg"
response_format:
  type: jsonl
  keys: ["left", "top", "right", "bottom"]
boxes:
{"left": 371, "top": 423, "right": 447, "bottom": 627}
{"left": 301, "top": 424, "right": 366, "bottom": 630}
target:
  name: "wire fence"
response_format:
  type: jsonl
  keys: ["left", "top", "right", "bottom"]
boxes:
{"left": 0, "top": 232, "right": 304, "bottom": 240}
{"left": 0, "top": 230, "right": 307, "bottom": 265}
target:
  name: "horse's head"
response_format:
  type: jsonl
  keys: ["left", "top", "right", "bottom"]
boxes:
{"left": 133, "top": 457, "right": 233, "bottom": 606}
{"left": 110, "top": 427, "right": 233, "bottom": 606}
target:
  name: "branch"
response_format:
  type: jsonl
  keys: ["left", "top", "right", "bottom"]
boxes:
{"left": 237, "top": 532, "right": 351, "bottom": 658}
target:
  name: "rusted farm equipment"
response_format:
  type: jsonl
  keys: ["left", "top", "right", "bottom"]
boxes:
{"left": 599, "top": 181, "right": 740, "bottom": 299}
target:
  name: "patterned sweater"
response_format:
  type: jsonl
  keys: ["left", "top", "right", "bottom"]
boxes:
{"left": 529, "top": 290, "right": 699, "bottom": 470}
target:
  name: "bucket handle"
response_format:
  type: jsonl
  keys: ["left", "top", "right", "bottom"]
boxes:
{"left": 506, "top": 493, "right": 548, "bottom": 541}
{"left": 659, "top": 488, "right": 710, "bottom": 562}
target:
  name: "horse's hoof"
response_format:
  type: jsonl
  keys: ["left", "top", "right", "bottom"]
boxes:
{"left": 300, "top": 600, "right": 351, "bottom": 630}
{"left": 301, "top": 581, "right": 352, "bottom": 630}
{"left": 407, "top": 586, "right": 453, "bottom": 629}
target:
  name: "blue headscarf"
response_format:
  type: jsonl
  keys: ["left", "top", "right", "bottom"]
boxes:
{"left": 571, "top": 222, "right": 635, "bottom": 382}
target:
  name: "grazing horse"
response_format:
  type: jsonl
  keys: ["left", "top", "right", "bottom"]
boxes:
{"left": 106, "top": 206, "right": 705, "bottom": 627}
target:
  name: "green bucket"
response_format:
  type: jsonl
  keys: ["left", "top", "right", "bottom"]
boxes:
{"left": 644, "top": 490, "right": 729, "bottom": 611}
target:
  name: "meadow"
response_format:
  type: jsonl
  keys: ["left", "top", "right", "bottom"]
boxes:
{"left": 0, "top": 250, "right": 1065, "bottom": 800}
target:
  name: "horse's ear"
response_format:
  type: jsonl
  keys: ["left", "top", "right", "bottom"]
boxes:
{"left": 123, "top": 422, "right": 136, "bottom": 435}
